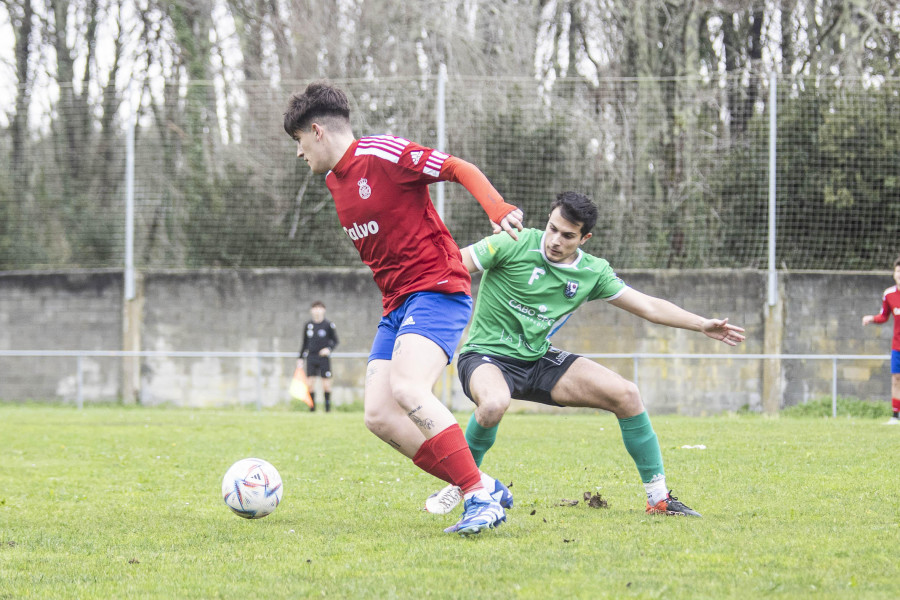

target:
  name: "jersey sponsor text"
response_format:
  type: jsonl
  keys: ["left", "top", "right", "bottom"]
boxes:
{"left": 344, "top": 221, "right": 380, "bottom": 241}
{"left": 508, "top": 298, "right": 556, "bottom": 328}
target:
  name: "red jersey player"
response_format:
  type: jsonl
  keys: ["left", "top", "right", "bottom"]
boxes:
{"left": 862, "top": 257, "right": 900, "bottom": 424}
{"left": 283, "top": 81, "right": 523, "bottom": 535}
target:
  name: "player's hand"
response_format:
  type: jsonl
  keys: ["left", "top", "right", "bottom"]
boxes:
{"left": 491, "top": 208, "right": 524, "bottom": 240}
{"left": 701, "top": 318, "right": 745, "bottom": 346}
{"left": 862, "top": 315, "right": 874, "bottom": 326}
{"left": 319, "top": 348, "right": 331, "bottom": 357}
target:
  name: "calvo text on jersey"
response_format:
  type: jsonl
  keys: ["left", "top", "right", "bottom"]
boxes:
{"left": 344, "top": 221, "right": 380, "bottom": 241}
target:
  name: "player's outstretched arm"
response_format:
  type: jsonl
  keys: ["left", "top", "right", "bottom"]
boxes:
{"left": 698, "top": 317, "right": 746, "bottom": 346}
{"left": 440, "top": 156, "right": 522, "bottom": 239}
{"left": 609, "top": 288, "right": 745, "bottom": 346}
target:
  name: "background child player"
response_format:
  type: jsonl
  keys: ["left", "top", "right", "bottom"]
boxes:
{"left": 298, "top": 301, "right": 339, "bottom": 412}
{"left": 861, "top": 257, "right": 900, "bottom": 425}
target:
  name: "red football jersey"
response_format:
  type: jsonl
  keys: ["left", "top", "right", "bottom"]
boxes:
{"left": 872, "top": 285, "right": 900, "bottom": 351}
{"left": 325, "top": 135, "right": 471, "bottom": 315}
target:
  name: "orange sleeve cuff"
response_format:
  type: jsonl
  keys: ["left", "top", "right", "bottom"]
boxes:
{"left": 440, "top": 156, "right": 517, "bottom": 224}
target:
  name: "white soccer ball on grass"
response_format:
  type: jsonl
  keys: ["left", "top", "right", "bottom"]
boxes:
{"left": 221, "top": 457, "right": 283, "bottom": 519}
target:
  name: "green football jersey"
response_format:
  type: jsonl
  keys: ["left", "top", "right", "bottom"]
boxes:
{"left": 461, "top": 228, "right": 627, "bottom": 361}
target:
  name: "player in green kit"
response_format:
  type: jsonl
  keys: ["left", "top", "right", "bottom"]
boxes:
{"left": 427, "top": 192, "right": 745, "bottom": 521}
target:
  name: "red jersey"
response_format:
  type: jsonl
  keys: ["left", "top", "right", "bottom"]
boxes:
{"left": 872, "top": 285, "right": 900, "bottom": 351}
{"left": 325, "top": 136, "right": 471, "bottom": 315}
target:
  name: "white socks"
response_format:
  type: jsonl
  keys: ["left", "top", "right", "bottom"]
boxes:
{"left": 644, "top": 474, "right": 668, "bottom": 505}
{"left": 462, "top": 471, "right": 496, "bottom": 502}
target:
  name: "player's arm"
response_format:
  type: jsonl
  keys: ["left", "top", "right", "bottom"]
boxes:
{"left": 460, "top": 246, "right": 479, "bottom": 274}
{"left": 319, "top": 323, "right": 338, "bottom": 356}
{"left": 440, "top": 156, "right": 523, "bottom": 240}
{"left": 299, "top": 326, "right": 310, "bottom": 360}
{"left": 862, "top": 296, "right": 891, "bottom": 325}
{"left": 609, "top": 288, "right": 745, "bottom": 346}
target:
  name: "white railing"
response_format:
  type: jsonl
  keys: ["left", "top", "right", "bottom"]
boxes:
{"left": 0, "top": 350, "right": 367, "bottom": 410}
{"left": 582, "top": 352, "right": 890, "bottom": 418}
{"left": 0, "top": 350, "right": 889, "bottom": 416}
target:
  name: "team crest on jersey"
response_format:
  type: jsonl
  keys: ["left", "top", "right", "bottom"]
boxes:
{"left": 410, "top": 150, "right": 424, "bottom": 165}
{"left": 358, "top": 178, "right": 372, "bottom": 199}
{"left": 564, "top": 281, "right": 578, "bottom": 298}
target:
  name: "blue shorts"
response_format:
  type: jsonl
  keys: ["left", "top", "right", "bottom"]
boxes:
{"left": 368, "top": 292, "right": 473, "bottom": 364}
{"left": 892, "top": 350, "right": 900, "bottom": 374}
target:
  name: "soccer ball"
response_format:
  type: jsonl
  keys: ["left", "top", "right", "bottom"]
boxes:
{"left": 221, "top": 458, "right": 283, "bottom": 519}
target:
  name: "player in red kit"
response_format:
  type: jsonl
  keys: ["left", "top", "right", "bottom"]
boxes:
{"left": 283, "top": 81, "right": 523, "bottom": 534}
{"left": 862, "top": 257, "right": 900, "bottom": 425}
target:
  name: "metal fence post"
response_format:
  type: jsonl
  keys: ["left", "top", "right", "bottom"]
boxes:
{"left": 76, "top": 355, "right": 84, "bottom": 409}
{"left": 832, "top": 357, "right": 838, "bottom": 417}
{"left": 255, "top": 353, "right": 263, "bottom": 411}
{"left": 125, "top": 119, "right": 135, "bottom": 301}
{"left": 435, "top": 63, "right": 447, "bottom": 220}
{"left": 767, "top": 72, "right": 778, "bottom": 307}
{"left": 632, "top": 355, "right": 639, "bottom": 388}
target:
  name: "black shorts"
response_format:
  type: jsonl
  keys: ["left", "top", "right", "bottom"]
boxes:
{"left": 456, "top": 347, "right": 580, "bottom": 407}
{"left": 305, "top": 356, "right": 332, "bottom": 378}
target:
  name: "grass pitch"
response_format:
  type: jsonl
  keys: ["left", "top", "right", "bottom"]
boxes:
{"left": 1, "top": 405, "right": 898, "bottom": 599}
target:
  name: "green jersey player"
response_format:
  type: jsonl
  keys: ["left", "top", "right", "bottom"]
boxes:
{"left": 424, "top": 191, "right": 745, "bottom": 518}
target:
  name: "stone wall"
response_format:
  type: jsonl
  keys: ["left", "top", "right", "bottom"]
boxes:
{"left": 0, "top": 270, "right": 123, "bottom": 402}
{"left": 1, "top": 268, "right": 895, "bottom": 413}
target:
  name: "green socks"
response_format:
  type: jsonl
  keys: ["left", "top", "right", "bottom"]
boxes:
{"left": 617, "top": 411, "right": 665, "bottom": 484}
{"left": 464, "top": 410, "right": 664, "bottom": 491}
{"left": 464, "top": 412, "right": 498, "bottom": 468}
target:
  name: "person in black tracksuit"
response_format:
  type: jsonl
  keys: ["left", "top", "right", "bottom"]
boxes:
{"left": 298, "top": 301, "right": 339, "bottom": 411}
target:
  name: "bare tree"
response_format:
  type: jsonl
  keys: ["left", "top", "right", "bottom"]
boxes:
{"left": 8, "top": 0, "right": 34, "bottom": 195}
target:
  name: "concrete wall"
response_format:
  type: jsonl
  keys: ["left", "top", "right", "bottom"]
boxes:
{"left": 0, "top": 271, "right": 124, "bottom": 402}
{"left": 549, "top": 269, "right": 767, "bottom": 415}
{"left": 1, "top": 268, "right": 895, "bottom": 413}
{"left": 136, "top": 268, "right": 382, "bottom": 407}
{"left": 780, "top": 272, "right": 894, "bottom": 404}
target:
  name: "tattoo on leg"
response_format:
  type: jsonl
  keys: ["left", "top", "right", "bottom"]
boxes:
{"left": 408, "top": 405, "right": 436, "bottom": 430}
{"left": 392, "top": 338, "right": 402, "bottom": 358}
{"left": 388, "top": 439, "right": 402, "bottom": 450}
{"left": 365, "top": 363, "right": 377, "bottom": 384}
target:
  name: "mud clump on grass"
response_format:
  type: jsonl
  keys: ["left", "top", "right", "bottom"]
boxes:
{"left": 584, "top": 491, "right": 608, "bottom": 508}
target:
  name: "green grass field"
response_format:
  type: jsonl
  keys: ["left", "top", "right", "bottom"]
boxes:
{"left": 1, "top": 405, "right": 898, "bottom": 599}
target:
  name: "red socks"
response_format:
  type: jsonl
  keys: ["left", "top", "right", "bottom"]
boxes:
{"left": 412, "top": 425, "right": 483, "bottom": 494}
{"left": 892, "top": 398, "right": 900, "bottom": 414}
{"left": 412, "top": 443, "right": 452, "bottom": 484}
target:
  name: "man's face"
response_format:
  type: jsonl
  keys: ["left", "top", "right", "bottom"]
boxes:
{"left": 893, "top": 266, "right": 900, "bottom": 287}
{"left": 294, "top": 125, "right": 328, "bottom": 174}
{"left": 310, "top": 306, "right": 326, "bottom": 322}
{"left": 542, "top": 207, "right": 590, "bottom": 264}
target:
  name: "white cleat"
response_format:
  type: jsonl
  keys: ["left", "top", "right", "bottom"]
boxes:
{"left": 884, "top": 417, "right": 900, "bottom": 425}
{"left": 424, "top": 476, "right": 513, "bottom": 514}
{"left": 424, "top": 484, "right": 463, "bottom": 514}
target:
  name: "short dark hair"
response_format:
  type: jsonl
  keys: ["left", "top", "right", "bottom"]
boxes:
{"left": 284, "top": 81, "right": 350, "bottom": 137}
{"left": 311, "top": 301, "right": 326, "bottom": 309}
{"left": 894, "top": 257, "right": 900, "bottom": 269}
{"left": 551, "top": 191, "right": 598, "bottom": 235}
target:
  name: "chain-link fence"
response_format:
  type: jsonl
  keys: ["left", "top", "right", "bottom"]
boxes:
{"left": 2, "top": 74, "right": 898, "bottom": 271}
